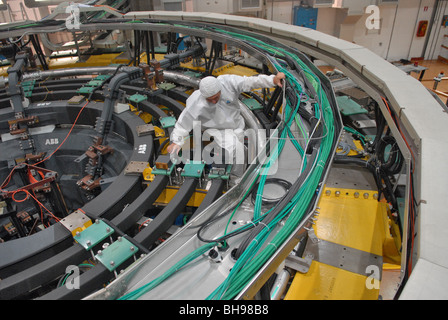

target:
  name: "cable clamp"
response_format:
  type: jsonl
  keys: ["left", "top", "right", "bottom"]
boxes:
{"left": 259, "top": 221, "right": 271, "bottom": 231}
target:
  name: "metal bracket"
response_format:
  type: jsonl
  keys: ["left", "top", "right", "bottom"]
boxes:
{"left": 124, "top": 161, "right": 149, "bottom": 176}
{"left": 285, "top": 254, "right": 313, "bottom": 274}
{"left": 301, "top": 228, "right": 383, "bottom": 280}
{"left": 60, "top": 209, "right": 93, "bottom": 237}
{"left": 136, "top": 124, "right": 155, "bottom": 137}
{"left": 74, "top": 219, "right": 114, "bottom": 251}
{"left": 95, "top": 236, "right": 138, "bottom": 272}
{"left": 181, "top": 160, "right": 205, "bottom": 179}
{"left": 160, "top": 116, "right": 176, "bottom": 129}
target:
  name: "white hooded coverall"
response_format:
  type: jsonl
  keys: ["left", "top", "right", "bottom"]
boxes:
{"left": 170, "top": 74, "right": 276, "bottom": 161}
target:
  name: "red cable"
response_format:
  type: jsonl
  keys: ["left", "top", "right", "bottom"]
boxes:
{"left": 381, "top": 97, "right": 415, "bottom": 172}
{"left": 382, "top": 96, "right": 416, "bottom": 276}
{"left": 1, "top": 101, "right": 89, "bottom": 228}
{"left": 34, "top": 100, "right": 89, "bottom": 166}
{"left": 1, "top": 100, "right": 89, "bottom": 194}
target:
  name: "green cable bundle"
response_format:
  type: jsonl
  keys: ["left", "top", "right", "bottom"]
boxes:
{"left": 118, "top": 25, "right": 337, "bottom": 301}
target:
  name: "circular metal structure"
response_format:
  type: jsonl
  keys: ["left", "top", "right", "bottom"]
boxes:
{"left": 0, "top": 8, "right": 445, "bottom": 301}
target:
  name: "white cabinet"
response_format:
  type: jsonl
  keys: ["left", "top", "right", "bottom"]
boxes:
{"left": 306, "top": 0, "right": 335, "bottom": 7}
{"left": 333, "top": 0, "right": 378, "bottom": 15}
{"left": 192, "top": 0, "right": 233, "bottom": 13}
{"left": 192, "top": 0, "right": 263, "bottom": 13}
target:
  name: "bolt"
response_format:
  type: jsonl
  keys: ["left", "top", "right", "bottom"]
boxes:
{"left": 110, "top": 261, "right": 115, "bottom": 266}
{"left": 363, "top": 193, "right": 369, "bottom": 199}
{"left": 335, "top": 191, "right": 340, "bottom": 197}
{"left": 354, "top": 192, "right": 359, "bottom": 198}
{"left": 130, "top": 246, "right": 135, "bottom": 252}
{"left": 325, "top": 190, "right": 331, "bottom": 196}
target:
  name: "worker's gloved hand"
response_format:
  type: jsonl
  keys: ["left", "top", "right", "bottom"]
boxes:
{"left": 274, "top": 72, "right": 286, "bottom": 88}
{"left": 167, "top": 142, "right": 182, "bottom": 155}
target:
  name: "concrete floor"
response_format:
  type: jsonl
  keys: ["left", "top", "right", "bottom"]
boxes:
{"left": 410, "top": 59, "right": 448, "bottom": 103}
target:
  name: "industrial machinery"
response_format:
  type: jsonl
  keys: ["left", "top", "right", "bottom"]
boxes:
{"left": 0, "top": 2, "right": 444, "bottom": 301}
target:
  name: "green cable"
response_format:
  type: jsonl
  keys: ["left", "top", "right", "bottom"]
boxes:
{"left": 344, "top": 126, "right": 367, "bottom": 145}
{"left": 117, "top": 24, "right": 336, "bottom": 300}
{"left": 209, "top": 28, "right": 334, "bottom": 299}
{"left": 204, "top": 32, "right": 336, "bottom": 299}
{"left": 118, "top": 241, "right": 218, "bottom": 300}
{"left": 212, "top": 91, "right": 335, "bottom": 300}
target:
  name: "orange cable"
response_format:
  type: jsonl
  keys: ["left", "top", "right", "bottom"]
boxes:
{"left": 1, "top": 101, "right": 89, "bottom": 226}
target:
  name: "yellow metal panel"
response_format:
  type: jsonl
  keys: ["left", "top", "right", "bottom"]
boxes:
{"left": 378, "top": 201, "right": 401, "bottom": 265}
{"left": 69, "top": 217, "right": 93, "bottom": 237}
{"left": 180, "top": 59, "right": 258, "bottom": 77}
{"left": 154, "top": 186, "right": 207, "bottom": 207}
{"left": 143, "top": 166, "right": 154, "bottom": 182}
{"left": 48, "top": 53, "right": 124, "bottom": 70}
{"left": 213, "top": 64, "right": 259, "bottom": 77}
{"left": 284, "top": 261, "right": 380, "bottom": 300}
{"left": 316, "top": 188, "right": 383, "bottom": 255}
{"left": 285, "top": 187, "right": 400, "bottom": 300}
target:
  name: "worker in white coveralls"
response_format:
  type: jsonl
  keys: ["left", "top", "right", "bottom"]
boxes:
{"left": 167, "top": 73, "right": 285, "bottom": 169}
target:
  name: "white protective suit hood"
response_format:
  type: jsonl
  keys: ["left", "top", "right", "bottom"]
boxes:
{"left": 171, "top": 74, "right": 276, "bottom": 158}
{"left": 199, "top": 76, "right": 222, "bottom": 98}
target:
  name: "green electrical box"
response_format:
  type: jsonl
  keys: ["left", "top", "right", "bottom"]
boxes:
{"left": 74, "top": 220, "right": 114, "bottom": 250}
{"left": 95, "top": 237, "right": 138, "bottom": 272}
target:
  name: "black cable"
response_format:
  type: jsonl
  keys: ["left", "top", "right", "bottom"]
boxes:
{"left": 376, "top": 135, "right": 404, "bottom": 176}
{"left": 245, "top": 91, "right": 267, "bottom": 109}
{"left": 250, "top": 178, "right": 292, "bottom": 206}
{"left": 371, "top": 103, "right": 386, "bottom": 152}
{"left": 196, "top": 201, "right": 251, "bottom": 243}
{"left": 156, "top": 138, "right": 170, "bottom": 158}
{"left": 86, "top": 64, "right": 125, "bottom": 101}
{"left": 196, "top": 179, "right": 261, "bottom": 244}
{"left": 333, "top": 155, "right": 398, "bottom": 211}
{"left": 144, "top": 31, "right": 150, "bottom": 63}
{"left": 235, "top": 147, "right": 319, "bottom": 260}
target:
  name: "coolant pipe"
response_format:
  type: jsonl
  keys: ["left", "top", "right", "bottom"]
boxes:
{"left": 270, "top": 268, "right": 291, "bottom": 300}
{"left": 163, "top": 71, "right": 200, "bottom": 88}
{"left": 3, "top": 68, "right": 201, "bottom": 89}
{"left": 22, "top": 66, "right": 119, "bottom": 82}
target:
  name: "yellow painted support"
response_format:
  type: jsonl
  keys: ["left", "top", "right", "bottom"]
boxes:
{"left": 285, "top": 187, "right": 401, "bottom": 300}
{"left": 72, "top": 219, "right": 92, "bottom": 236}
{"left": 154, "top": 186, "right": 207, "bottom": 208}
{"left": 70, "top": 219, "right": 93, "bottom": 237}
{"left": 313, "top": 188, "right": 384, "bottom": 255}
{"left": 48, "top": 53, "right": 124, "bottom": 70}
{"left": 180, "top": 59, "right": 258, "bottom": 77}
{"left": 285, "top": 260, "right": 380, "bottom": 300}
{"left": 143, "top": 166, "right": 154, "bottom": 182}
